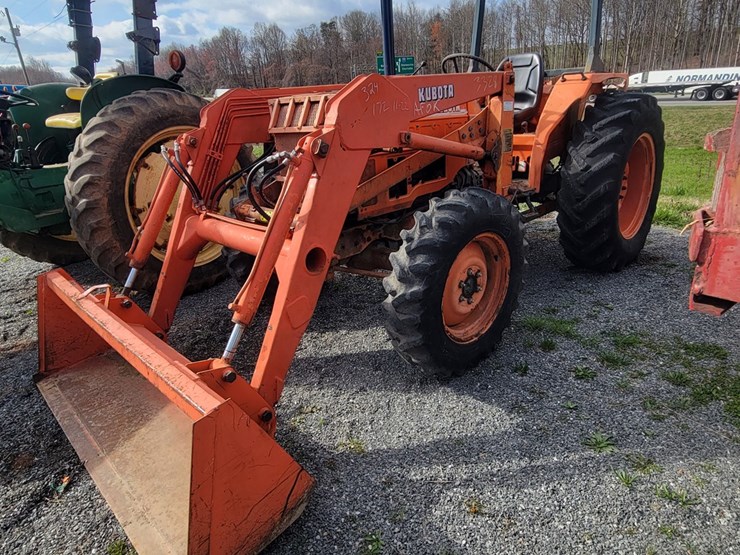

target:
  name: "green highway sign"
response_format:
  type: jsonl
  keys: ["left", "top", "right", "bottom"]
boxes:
{"left": 376, "top": 55, "right": 416, "bottom": 75}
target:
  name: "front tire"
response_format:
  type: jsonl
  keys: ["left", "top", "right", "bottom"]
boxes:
{"left": 64, "top": 89, "right": 236, "bottom": 293}
{"left": 383, "top": 188, "right": 525, "bottom": 379}
{"left": 556, "top": 92, "right": 664, "bottom": 272}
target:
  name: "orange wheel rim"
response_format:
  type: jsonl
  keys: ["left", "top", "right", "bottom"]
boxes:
{"left": 618, "top": 133, "right": 656, "bottom": 239}
{"left": 442, "top": 232, "right": 510, "bottom": 344}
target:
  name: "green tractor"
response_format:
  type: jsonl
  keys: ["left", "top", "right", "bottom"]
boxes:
{"left": 0, "top": 0, "right": 208, "bottom": 272}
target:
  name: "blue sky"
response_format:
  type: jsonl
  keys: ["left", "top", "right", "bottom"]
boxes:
{"left": 0, "top": 0, "right": 420, "bottom": 76}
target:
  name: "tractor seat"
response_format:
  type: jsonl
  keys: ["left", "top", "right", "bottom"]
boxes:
{"left": 496, "top": 53, "right": 544, "bottom": 124}
{"left": 93, "top": 71, "right": 118, "bottom": 80}
{"left": 45, "top": 112, "right": 82, "bottom": 129}
{"left": 65, "top": 86, "right": 87, "bottom": 101}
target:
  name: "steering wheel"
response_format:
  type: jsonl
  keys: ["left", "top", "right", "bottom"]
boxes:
{"left": 1, "top": 91, "right": 38, "bottom": 107}
{"left": 441, "top": 53, "right": 496, "bottom": 74}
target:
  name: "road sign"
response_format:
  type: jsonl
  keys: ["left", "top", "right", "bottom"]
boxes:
{"left": 376, "top": 55, "right": 416, "bottom": 75}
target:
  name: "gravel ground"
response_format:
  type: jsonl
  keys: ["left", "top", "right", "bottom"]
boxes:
{"left": 0, "top": 218, "right": 738, "bottom": 555}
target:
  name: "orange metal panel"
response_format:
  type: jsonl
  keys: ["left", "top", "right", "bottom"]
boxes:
{"left": 528, "top": 72, "right": 626, "bottom": 191}
{"left": 36, "top": 269, "right": 314, "bottom": 554}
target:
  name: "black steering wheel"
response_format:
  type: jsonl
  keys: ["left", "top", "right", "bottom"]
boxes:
{"left": 1, "top": 91, "right": 39, "bottom": 107}
{"left": 441, "top": 53, "right": 496, "bottom": 74}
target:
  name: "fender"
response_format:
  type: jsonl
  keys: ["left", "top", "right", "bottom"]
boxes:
{"left": 80, "top": 74, "right": 185, "bottom": 128}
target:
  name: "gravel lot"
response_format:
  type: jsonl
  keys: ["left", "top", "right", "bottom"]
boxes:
{"left": 1, "top": 218, "right": 738, "bottom": 555}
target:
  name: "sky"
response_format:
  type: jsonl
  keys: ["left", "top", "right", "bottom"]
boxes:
{"left": 0, "top": 0, "right": 427, "bottom": 76}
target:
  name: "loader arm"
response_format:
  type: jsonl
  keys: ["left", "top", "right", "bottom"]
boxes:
{"left": 36, "top": 70, "right": 513, "bottom": 554}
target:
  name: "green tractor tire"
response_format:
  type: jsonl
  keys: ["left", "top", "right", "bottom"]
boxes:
{"left": 65, "top": 88, "right": 247, "bottom": 294}
{"left": 0, "top": 229, "right": 86, "bottom": 265}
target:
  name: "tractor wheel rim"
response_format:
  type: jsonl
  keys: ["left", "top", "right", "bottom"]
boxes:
{"left": 442, "top": 232, "right": 510, "bottom": 344}
{"left": 51, "top": 232, "right": 78, "bottom": 242}
{"left": 125, "top": 126, "right": 241, "bottom": 266}
{"left": 618, "top": 133, "right": 656, "bottom": 240}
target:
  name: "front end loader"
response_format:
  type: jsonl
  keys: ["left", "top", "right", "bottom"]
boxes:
{"left": 35, "top": 0, "right": 664, "bottom": 552}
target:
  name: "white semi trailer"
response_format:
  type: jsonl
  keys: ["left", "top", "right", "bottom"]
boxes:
{"left": 628, "top": 67, "right": 740, "bottom": 100}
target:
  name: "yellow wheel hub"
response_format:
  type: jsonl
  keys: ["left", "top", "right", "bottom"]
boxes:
{"left": 125, "top": 126, "right": 242, "bottom": 266}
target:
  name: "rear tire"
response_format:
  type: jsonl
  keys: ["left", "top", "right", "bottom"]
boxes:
{"left": 712, "top": 87, "right": 729, "bottom": 101}
{"left": 0, "top": 229, "right": 86, "bottom": 265}
{"left": 383, "top": 188, "right": 525, "bottom": 379}
{"left": 694, "top": 88, "right": 710, "bottom": 101}
{"left": 556, "top": 92, "right": 664, "bottom": 272}
{"left": 65, "top": 89, "right": 233, "bottom": 294}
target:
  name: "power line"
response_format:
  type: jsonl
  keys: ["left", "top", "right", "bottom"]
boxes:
{"left": 24, "top": 2, "right": 66, "bottom": 39}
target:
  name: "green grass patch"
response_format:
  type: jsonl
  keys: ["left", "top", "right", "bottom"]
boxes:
{"left": 655, "top": 484, "right": 701, "bottom": 507}
{"left": 615, "top": 469, "right": 637, "bottom": 488}
{"left": 582, "top": 431, "right": 616, "bottom": 453}
{"left": 107, "top": 540, "right": 136, "bottom": 555}
{"left": 512, "top": 361, "right": 529, "bottom": 375}
{"left": 655, "top": 105, "right": 735, "bottom": 229}
{"left": 521, "top": 315, "right": 579, "bottom": 338}
{"left": 661, "top": 106, "right": 735, "bottom": 148}
{"left": 626, "top": 453, "right": 663, "bottom": 475}
{"left": 611, "top": 331, "right": 643, "bottom": 350}
{"left": 662, "top": 370, "right": 692, "bottom": 387}
{"left": 360, "top": 532, "right": 384, "bottom": 554}
{"left": 571, "top": 366, "right": 597, "bottom": 380}
{"left": 597, "top": 351, "right": 631, "bottom": 368}
{"left": 539, "top": 338, "right": 557, "bottom": 352}
{"left": 339, "top": 437, "right": 366, "bottom": 454}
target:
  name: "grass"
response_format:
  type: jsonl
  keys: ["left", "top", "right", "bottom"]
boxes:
{"left": 655, "top": 105, "right": 735, "bottom": 229}
{"left": 339, "top": 437, "right": 366, "bottom": 454}
{"left": 655, "top": 484, "right": 701, "bottom": 507}
{"left": 512, "top": 361, "right": 529, "bottom": 375}
{"left": 615, "top": 469, "right": 637, "bottom": 488}
{"left": 611, "top": 332, "right": 642, "bottom": 350}
{"left": 360, "top": 532, "right": 384, "bottom": 554}
{"left": 597, "top": 351, "right": 631, "bottom": 368}
{"left": 626, "top": 453, "right": 663, "bottom": 475}
{"left": 539, "top": 338, "right": 557, "bottom": 352}
{"left": 658, "top": 524, "right": 678, "bottom": 539}
{"left": 562, "top": 400, "right": 578, "bottom": 410}
{"left": 662, "top": 370, "right": 692, "bottom": 387}
{"left": 107, "top": 540, "right": 136, "bottom": 555}
{"left": 582, "top": 432, "right": 616, "bottom": 453}
{"left": 571, "top": 366, "right": 597, "bottom": 380}
{"left": 520, "top": 315, "right": 579, "bottom": 338}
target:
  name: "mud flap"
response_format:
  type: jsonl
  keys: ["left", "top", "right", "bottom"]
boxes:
{"left": 36, "top": 269, "right": 314, "bottom": 554}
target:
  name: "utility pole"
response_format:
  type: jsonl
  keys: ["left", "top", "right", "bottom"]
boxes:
{"left": 1, "top": 8, "right": 30, "bottom": 85}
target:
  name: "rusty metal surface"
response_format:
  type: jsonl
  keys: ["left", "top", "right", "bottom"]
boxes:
{"left": 37, "top": 351, "right": 192, "bottom": 554}
{"left": 689, "top": 99, "right": 740, "bottom": 315}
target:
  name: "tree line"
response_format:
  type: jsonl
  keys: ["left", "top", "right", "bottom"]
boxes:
{"left": 158, "top": 0, "right": 740, "bottom": 96}
{"left": 1, "top": 0, "right": 739, "bottom": 93}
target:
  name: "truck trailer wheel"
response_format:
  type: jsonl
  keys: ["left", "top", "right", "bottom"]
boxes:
{"left": 694, "top": 88, "right": 710, "bottom": 101}
{"left": 712, "top": 87, "right": 729, "bottom": 101}
{"left": 383, "top": 188, "right": 525, "bottom": 379}
{"left": 0, "top": 230, "right": 86, "bottom": 265}
{"left": 557, "top": 92, "right": 664, "bottom": 272}
{"left": 65, "top": 89, "right": 243, "bottom": 294}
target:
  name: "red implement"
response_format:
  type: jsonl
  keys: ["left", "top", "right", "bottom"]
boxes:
{"left": 688, "top": 99, "right": 740, "bottom": 315}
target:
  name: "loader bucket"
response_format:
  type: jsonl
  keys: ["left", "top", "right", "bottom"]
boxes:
{"left": 35, "top": 269, "right": 314, "bottom": 554}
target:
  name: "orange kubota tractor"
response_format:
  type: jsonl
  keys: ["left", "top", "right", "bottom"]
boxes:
{"left": 34, "top": 0, "right": 664, "bottom": 552}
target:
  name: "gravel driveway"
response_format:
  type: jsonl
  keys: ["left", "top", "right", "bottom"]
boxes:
{"left": 1, "top": 218, "right": 738, "bottom": 555}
